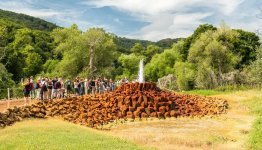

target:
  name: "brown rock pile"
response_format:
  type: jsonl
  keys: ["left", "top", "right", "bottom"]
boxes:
{"left": 0, "top": 82, "right": 228, "bottom": 128}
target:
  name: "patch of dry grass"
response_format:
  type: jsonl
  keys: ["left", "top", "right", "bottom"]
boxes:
{"left": 106, "top": 90, "right": 259, "bottom": 150}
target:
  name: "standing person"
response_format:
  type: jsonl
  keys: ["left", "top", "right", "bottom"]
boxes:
{"left": 55, "top": 78, "right": 62, "bottom": 99}
{"left": 104, "top": 78, "right": 110, "bottom": 93}
{"left": 84, "top": 78, "right": 89, "bottom": 95}
{"left": 74, "top": 79, "right": 79, "bottom": 96}
{"left": 124, "top": 77, "right": 129, "bottom": 83}
{"left": 51, "top": 77, "right": 58, "bottom": 99}
{"left": 29, "top": 76, "right": 35, "bottom": 99}
{"left": 90, "top": 78, "right": 96, "bottom": 94}
{"left": 22, "top": 78, "right": 31, "bottom": 105}
{"left": 40, "top": 78, "right": 48, "bottom": 100}
{"left": 35, "top": 79, "right": 41, "bottom": 100}
{"left": 79, "top": 79, "right": 85, "bottom": 96}
{"left": 109, "top": 79, "right": 115, "bottom": 91}
{"left": 65, "top": 79, "right": 71, "bottom": 97}
{"left": 95, "top": 77, "right": 99, "bottom": 94}
{"left": 60, "top": 79, "right": 65, "bottom": 98}
{"left": 99, "top": 79, "right": 105, "bottom": 94}
{"left": 47, "top": 78, "right": 53, "bottom": 100}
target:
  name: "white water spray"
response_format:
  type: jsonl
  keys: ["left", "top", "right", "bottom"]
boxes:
{"left": 138, "top": 59, "right": 144, "bottom": 83}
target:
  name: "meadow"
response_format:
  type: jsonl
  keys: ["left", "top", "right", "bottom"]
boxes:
{"left": 0, "top": 89, "right": 261, "bottom": 150}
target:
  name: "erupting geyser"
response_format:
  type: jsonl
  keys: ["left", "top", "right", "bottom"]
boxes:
{"left": 138, "top": 59, "right": 144, "bottom": 83}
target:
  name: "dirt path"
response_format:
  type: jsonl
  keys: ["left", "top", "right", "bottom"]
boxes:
{"left": 106, "top": 90, "right": 257, "bottom": 150}
{"left": 0, "top": 99, "right": 37, "bottom": 112}
{"left": 0, "top": 100, "right": 24, "bottom": 112}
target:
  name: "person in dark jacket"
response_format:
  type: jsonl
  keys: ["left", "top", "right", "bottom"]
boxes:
{"left": 23, "top": 78, "right": 31, "bottom": 106}
{"left": 79, "top": 78, "right": 85, "bottom": 96}
{"left": 65, "top": 79, "right": 71, "bottom": 97}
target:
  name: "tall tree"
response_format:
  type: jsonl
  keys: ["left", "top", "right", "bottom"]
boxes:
{"left": 188, "top": 26, "right": 240, "bottom": 88}
{"left": 52, "top": 25, "right": 116, "bottom": 77}
{"left": 249, "top": 46, "right": 262, "bottom": 83}
{"left": 145, "top": 42, "right": 182, "bottom": 81}
{"left": 84, "top": 28, "right": 116, "bottom": 76}
{"left": 130, "top": 43, "right": 145, "bottom": 56}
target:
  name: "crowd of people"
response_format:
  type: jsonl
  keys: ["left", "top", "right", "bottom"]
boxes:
{"left": 22, "top": 76, "right": 130, "bottom": 105}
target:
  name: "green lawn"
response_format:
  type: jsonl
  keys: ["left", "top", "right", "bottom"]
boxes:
{"left": 180, "top": 89, "right": 226, "bottom": 96}
{"left": 0, "top": 119, "right": 144, "bottom": 150}
{"left": 243, "top": 94, "right": 262, "bottom": 150}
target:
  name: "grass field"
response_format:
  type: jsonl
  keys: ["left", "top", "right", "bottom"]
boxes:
{"left": 243, "top": 94, "right": 262, "bottom": 150}
{"left": 184, "top": 89, "right": 262, "bottom": 150}
{"left": 107, "top": 89, "right": 261, "bottom": 150}
{"left": 0, "top": 89, "right": 261, "bottom": 150}
{"left": 0, "top": 119, "right": 144, "bottom": 150}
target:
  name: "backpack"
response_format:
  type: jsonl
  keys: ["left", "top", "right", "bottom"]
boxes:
{"left": 90, "top": 81, "right": 95, "bottom": 86}
{"left": 41, "top": 82, "right": 47, "bottom": 91}
{"left": 34, "top": 83, "right": 39, "bottom": 89}
{"left": 29, "top": 82, "right": 34, "bottom": 90}
{"left": 55, "top": 81, "right": 61, "bottom": 89}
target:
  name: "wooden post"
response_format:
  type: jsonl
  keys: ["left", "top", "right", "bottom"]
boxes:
{"left": 7, "top": 88, "right": 10, "bottom": 100}
{"left": 7, "top": 88, "right": 10, "bottom": 108}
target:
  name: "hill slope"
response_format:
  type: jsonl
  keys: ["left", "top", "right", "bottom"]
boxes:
{"left": 0, "top": 9, "right": 58, "bottom": 31}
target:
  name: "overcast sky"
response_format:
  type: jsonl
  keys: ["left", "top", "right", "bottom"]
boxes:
{"left": 0, "top": 0, "right": 261, "bottom": 41}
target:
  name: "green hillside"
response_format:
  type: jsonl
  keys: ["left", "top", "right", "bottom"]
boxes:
{"left": 0, "top": 9, "right": 58, "bottom": 31}
{"left": 116, "top": 37, "right": 181, "bottom": 53}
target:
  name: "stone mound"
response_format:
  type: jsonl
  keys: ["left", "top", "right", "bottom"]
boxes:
{"left": 0, "top": 82, "right": 228, "bottom": 129}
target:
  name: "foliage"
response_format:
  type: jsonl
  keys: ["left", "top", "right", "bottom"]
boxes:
{"left": 84, "top": 28, "right": 117, "bottom": 75}
{"left": 174, "top": 62, "right": 196, "bottom": 90}
{"left": 155, "top": 38, "right": 181, "bottom": 49}
{"left": 180, "top": 24, "right": 217, "bottom": 60}
{"left": 52, "top": 25, "right": 117, "bottom": 78}
{"left": 0, "top": 9, "right": 57, "bottom": 31}
{"left": 130, "top": 43, "right": 145, "bottom": 55}
{"left": 43, "top": 59, "right": 60, "bottom": 74}
{"left": 0, "top": 63, "right": 15, "bottom": 98}
{"left": 249, "top": 46, "right": 262, "bottom": 83}
{"left": 145, "top": 43, "right": 182, "bottom": 81}
{"left": 188, "top": 27, "right": 240, "bottom": 88}
{"left": 115, "top": 36, "right": 178, "bottom": 54}
{"left": 23, "top": 52, "right": 43, "bottom": 77}
{"left": 3, "top": 28, "right": 54, "bottom": 81}
{"left": 0, "top": 8, "right": 261, "bottom": 91}
{"left": 115, "top": 36, "right": 153, "bottom": 54}
{"left": 231, "top": 29, "right": 260, "bottom": 68}
{"left": 144, "top": 44, "right": 163, "bottom": 63}
{"left": 117, "top": 54, "right": 145, "bottom": 80}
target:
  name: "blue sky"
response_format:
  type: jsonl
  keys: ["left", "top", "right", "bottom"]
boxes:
{"left": 0, "top": 0, "right": 261, "bottom": 41}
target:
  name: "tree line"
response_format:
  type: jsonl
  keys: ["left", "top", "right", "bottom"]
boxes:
{"left": 0, "top": 13, "right": 261, "bottom": 95}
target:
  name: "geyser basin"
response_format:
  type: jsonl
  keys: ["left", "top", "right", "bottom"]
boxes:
{"left": 0, "top": 82, "right": 228, "bottom": 129}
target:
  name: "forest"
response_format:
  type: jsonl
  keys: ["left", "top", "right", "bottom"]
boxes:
{"left": 0, "top": 9, "right": 261, "bottom": 96}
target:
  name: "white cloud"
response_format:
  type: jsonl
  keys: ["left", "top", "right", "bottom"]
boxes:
{"left": 0, "top": 1, "right": 61, "bottom": 17}
{"left": 85, "top": 0, "right": 248, "bottom": 41}
{"left": 0, "top": 0, "right": 259, "bottom": 41}
{"left": 0, "top": 0, "right": 113, "bottom": 31}
{"left": 86, "top": 0, "right": 243, "bottom": 17}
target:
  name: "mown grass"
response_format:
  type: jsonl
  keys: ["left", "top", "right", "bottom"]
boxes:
{"left": 243, "top": 93, "right": 262, "bottom": 150}
{"left": 180, "top": 89, "right": 226, "bottom": 96}
{"left": 180, "top": 85, "right": 253, "bottom": 96}
{"left": 0, "top": 119, "right": 144, "bottom": 150}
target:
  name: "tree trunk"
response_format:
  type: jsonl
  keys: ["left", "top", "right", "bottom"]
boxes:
{"left": 89, "top": 47, "right": 94, "bottom": 76}
{"left": 218, "top": 61, "right": 223, "bottom": 86}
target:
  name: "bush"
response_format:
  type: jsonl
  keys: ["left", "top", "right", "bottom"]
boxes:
{"left": 174, "top": 62, "right": 196, "bottom": 90}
